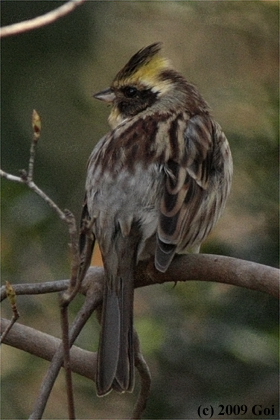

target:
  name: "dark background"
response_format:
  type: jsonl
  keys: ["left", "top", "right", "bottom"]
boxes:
{"left": 1, "top": 1, "right": 279, "bottom": 419}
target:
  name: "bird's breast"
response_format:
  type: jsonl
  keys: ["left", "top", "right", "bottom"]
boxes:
{"left": 86, "top": 159, "right": 163, "bottom": 258}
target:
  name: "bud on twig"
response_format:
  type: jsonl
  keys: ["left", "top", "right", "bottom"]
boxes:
{"left": 0, "top": 282, "right": 20, "bottom": 344}
{"left": 32, "top": 109, "right": 42, "bottom": 142}
{"left": 6, "top": 281, "right": 17, "bottom": 307}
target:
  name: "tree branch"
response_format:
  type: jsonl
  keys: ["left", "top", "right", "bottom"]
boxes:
{"left": 0, "top": 279, "right": 69, "bottom": 302}
{"left": 132, "top": 331, "right": 151, "bottom": 420}
{"left": 0, "top": 317, "right": 96, "bottom": 381}
{"left": 1, "top": 255, "right": 278, "bottom": 418}
{"left": 29, "top": 284, "right": 101, "bottom": 420}
{"left": 0, "top": 0, "right": 87, "bottom": 38}
{"left": 1, "top": 254, "right": 280, "bottom": 380}
{"left": 0, "top": 317, "right": 150, "bottom": 420}
{"left": 1, "top": 254, "right": 278, "bottom": 305}
{"left": 2, "top": 254, "right": 278, "bottom": 365}
{"left": 134, "top": 254, "right": 279, "bottom": 299}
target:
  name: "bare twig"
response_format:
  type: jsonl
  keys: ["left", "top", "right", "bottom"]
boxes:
{"left": 58, "top": 210, "right": 80, "bottom": 420}
{"left": 0, "top": 279, "right": 69, "bottom": 302}
{"left": 28, "top": 110, "right": 41, "bottom": 181}
{"left": 0, "top": 110, "right": 83, "bottom": 300}
{"left": 1, "top": 110, "right": 93, "bottom": 419}
{"left": 0, "top": 110, "right": 70, "bottom": 223}
{"left": 0, "top": 0, "right": 87, "bottom": 38}
{"left": 60, "top": 300, "right": 76, "bottom": 419}
{"left": 61, "top": 210, "right": 95, "bottom": 304}
{"left": 132, "top": 330, "right": 151, "bottom": 419}
{"left": 65, "top": 210, "right": 81, "bottom": 296}
{"left": 1, "top": 265, "right": 104, "bottom": 380}
{"left": 58, "top": 215, "right": 93, "bottom": 420}
{"left": 58, "top": 211, "right": 95, "bottom": 419}
{"left": 29, "top": 285, "right": 101, "bottom": 420}
{"left": 1, "top": 164, "right": 69, "bottom": 221}
{"left": 0, "top": 282, "right": 20, "bottom": 344}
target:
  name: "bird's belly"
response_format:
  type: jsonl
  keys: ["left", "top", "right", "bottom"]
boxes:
{"left": 86, "top": 164, "right": 163, "bottom": 260}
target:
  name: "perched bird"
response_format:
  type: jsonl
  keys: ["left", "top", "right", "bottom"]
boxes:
{"left": 82, "top": 42, "right": 233, "bottom": 396}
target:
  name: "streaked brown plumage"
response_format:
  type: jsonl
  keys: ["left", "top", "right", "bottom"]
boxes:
{"left": 82, "top": 43, "right": 233, "bottom": 396}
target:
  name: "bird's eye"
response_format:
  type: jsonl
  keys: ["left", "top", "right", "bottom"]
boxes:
{"left": 123, "top": 86, "right": 139, "bottom": 98}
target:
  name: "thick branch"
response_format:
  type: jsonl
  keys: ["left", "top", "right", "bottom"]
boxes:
{"left": 0, "top": 317, "right": 96, "bottom": 380}
{"left": 1, "top": 254, "right": 278, "bottom": 399}
{"left": 98, "top": 254, "right": 278, "bottom": 299}
{"left": 138, "top": 254, "right": 280, "bottom": 298}
{"left": 1, "top": 254, "right": 278, "bottom": 305}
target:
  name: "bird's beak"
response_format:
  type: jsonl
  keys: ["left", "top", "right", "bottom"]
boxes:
{"left": 93, "top": 88, "right": 116, "bottom": 103}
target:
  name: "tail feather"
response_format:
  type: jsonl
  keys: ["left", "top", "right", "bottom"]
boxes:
{"left": 114, "top": 276, "right": 134, "bottom": 392}
{"left": 96, "top": 230, "right": 138, "bottom": 396}
{"left": 96, "top": 288, "right": 120, "bottom": 395}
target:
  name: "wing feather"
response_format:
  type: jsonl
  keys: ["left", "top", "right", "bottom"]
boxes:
{"left": 156, "top": 114, "right": 215, "bottom": 272}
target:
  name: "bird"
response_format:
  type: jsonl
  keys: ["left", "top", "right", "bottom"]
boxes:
{"left": 81, "top": 42, "right": 233, "bottom": 396}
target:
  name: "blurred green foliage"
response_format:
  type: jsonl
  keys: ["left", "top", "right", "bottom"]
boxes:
{"left": 1, "top": 1, "right": 278, "bottom": 419}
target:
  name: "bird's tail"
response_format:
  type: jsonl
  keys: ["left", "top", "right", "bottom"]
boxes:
{"left": 96, "top": 231, "right": 139, "bottom": 396}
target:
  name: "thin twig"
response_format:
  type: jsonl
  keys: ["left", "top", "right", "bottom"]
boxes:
{"left": 0, "top": 110, "right": 69, "bottom": 222}
{"left": 131, "top": 330, "right": 151, "bottom": 419}
{"left": 1, "top": 110, "right": 89, "bottom": 419}
{"left": 28, "top": 110, "right": 41, "bottom": 181}
{"left": 60, "top": 299, "right": 76, "bottom": 419}
{"left": 57, "top": 211, "right": 93, "bottom": 420}
{"left": 28, "top": 179, "right": 68, "bottom": 221}
{"left": 65, "top": 210, "right": 81, "bottom": 294}
{"left": 58, "top": 212, "right": 79, "bottom": 420}
{"left": 0, "top": 170, "right": 25, "bottom": 183}
{"left": 0, "top": 282, "right": 20, "bottom": 344}
{"left": 58, "top": 211, "right": 96, "bottom": 419}
{"left": 28, "top": 268, "right": 102, "bottom": 420}
{"left": 0, "top": 279, "right": 69, "bottom": 302}
{"left": 29, "top": 289, "right": 101, "bottom": 420}
{"left": 0, "top": 168, "right": 67, "bottom": 221}
{"left": 0, "top": 0, "right": 87, "bottom": 38}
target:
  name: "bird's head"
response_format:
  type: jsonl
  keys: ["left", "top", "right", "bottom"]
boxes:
{"left": 94, "top": 43, "right": 186, "bottom": 128}
{"left": 94, "top": 43, "right": 209, "bottom": 128}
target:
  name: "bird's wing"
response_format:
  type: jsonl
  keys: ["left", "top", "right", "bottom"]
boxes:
{"left": 156, "top": 114, "right": 215, "bottom": 272}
